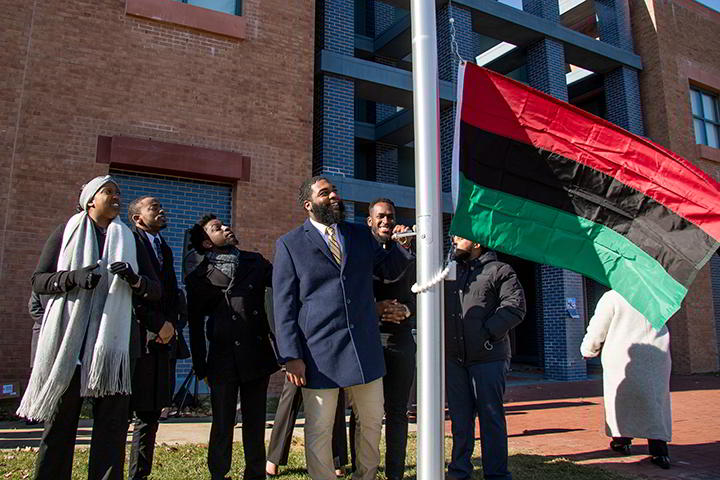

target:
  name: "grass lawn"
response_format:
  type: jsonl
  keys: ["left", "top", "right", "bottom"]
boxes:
{"left": 0, "top": 434, "right": 637, "bottom": 480}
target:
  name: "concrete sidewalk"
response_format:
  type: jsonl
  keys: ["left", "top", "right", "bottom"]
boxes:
{"left": 2, "top": 373, "right": 718, "bottom": 480}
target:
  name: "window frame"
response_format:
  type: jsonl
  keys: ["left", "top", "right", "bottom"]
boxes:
{"left": 690, "top": 86, "right": 720, "bottom": 148}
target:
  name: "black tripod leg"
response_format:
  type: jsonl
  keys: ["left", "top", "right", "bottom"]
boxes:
{"left": 174, "top": 368, "right": 196, "bottom": 415}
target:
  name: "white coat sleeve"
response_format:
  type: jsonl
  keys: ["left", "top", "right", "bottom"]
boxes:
{"left": 580, "top": 291, "right": 615, "bottom": 358}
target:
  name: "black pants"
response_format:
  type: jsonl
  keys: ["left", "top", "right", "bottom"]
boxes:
{"left": 446, "top": 359, "right": 510, "bottom": 480}
{"left": 128, "top": 410, "right": 161, "bottom": 479}
{"left": 208, "top": 375, "right": 270, "bottom": 480}
{"left": 33, "top": 367, "right": 130, "bottom": 480}
{"left": 169, "top": 357, "right": 177, "bottom": 399}
{"left": 612, "top": 437, "right": 669, "bottom": 456}
{"left": 267, "top": 377, "right": 348, "bottom": 468}
{"left": 349, "top": 335, "right": 416, "bottom": 479}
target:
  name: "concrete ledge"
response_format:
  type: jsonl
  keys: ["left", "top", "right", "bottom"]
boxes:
{"left": 96, "top": 135, "right": 250, "bottom": 182}
{"left": 698, "top": 144, "right": 720, "bottom": 164}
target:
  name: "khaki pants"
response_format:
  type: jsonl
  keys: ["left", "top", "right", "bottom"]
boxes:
{"left": 302, "top": 378, "right": 384, "bottom": 480}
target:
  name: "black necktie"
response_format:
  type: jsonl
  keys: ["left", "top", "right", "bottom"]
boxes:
{"left": 153, "top": 236, "right": 164, "bottom": 269}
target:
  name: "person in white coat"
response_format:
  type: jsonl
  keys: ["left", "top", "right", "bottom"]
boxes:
{"left": 581, "top": 289, "right": 672, "bottom": 470}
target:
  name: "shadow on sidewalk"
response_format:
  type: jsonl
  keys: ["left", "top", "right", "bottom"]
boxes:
{"left": 550, "top": 441, "right": 720, "bottom": 479}
{"left": 508, "top": 427, "right": 585, "bottom": 438}
{"left": 505, "top": 400, "right": 598, "bottom": 412}
{"left": 504, "top": 374, "right": 720, "bottom": 404}
{"left": 0, "top": 428, "right": 93, "bottom": 449}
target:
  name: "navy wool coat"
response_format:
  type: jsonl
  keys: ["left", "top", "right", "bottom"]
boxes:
{"left": 273, "top": 219, "right": 414, "bottom": 389}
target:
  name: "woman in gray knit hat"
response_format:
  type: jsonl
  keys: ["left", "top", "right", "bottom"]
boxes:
{"left": 18, "top": 175, "right": 160, "bottom": 480}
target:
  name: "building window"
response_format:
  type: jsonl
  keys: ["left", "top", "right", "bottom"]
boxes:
{"left": 176, "top": 0, "right": 241, "bottom": 15}
{"left": 691, "top": 87, "right": 720, "bottom": 148}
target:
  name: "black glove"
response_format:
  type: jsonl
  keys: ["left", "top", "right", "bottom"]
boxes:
{"left": 109, "top": 261, "right": 140, "bottom": 286}
{"left": 69, "top": 264, "right": 101, "bottom": 290}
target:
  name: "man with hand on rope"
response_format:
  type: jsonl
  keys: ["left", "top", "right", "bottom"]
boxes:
{"left": 444, "top": 237, "right": 525, "bottom": 480}
{"left": 348, "top": 197, "right": 416, "bottom": 480}
{"left": 18, "top": 175, "right": 161, "bottom": 480}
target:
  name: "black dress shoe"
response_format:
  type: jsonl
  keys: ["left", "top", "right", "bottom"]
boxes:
{"left": 609, "top": 441, "right": 632, "bottom": 455}
{"left": 651, "top": 455, "right": 671, "bottom": 469}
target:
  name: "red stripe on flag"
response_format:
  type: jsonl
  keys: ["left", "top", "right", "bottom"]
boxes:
{"left": 460, "top": 63, "right": 720, "bottom": 241}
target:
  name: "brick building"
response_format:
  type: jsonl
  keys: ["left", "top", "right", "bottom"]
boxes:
{"left": 0, "top": 0, "right": 315, "bottom": 393}
{"left": 630, "top": 0, "right": 720, "bottom": 374}
{"left": 312, "top": 0, "right": 719, "bottom": 379}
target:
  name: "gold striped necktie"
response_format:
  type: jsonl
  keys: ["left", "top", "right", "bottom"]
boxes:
{"left": 326, "top": 226, "right": 343, "bottom": 265}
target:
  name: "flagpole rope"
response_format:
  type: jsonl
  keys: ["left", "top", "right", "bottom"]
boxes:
{"left": 410, "top": 0, "right": 466, "bottom": 295}
{"left": 448, "top": 0, "right": 466, "bottom": 64}
{"left": 411, "top": 260, "right": 456, "bottom": 294}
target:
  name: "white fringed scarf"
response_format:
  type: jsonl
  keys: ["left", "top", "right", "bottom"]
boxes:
{"left": 17, "top": 175, "right": 137, "bottom": 421}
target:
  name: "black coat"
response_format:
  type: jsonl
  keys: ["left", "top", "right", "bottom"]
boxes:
{"left": 129, "top": 227, "right": 179, "bottom": 411}
{"left": 444, "top": 250, "right": 526, "bottom": 365}
{"left": 375, "top": 254, "right": 416, "bottom": 342}
{"left": 32, "top": 221, "right": 161, "bottom": 364}
{"left": 170, "top": 289, "right": 191, "bottom": 361}
{"left": 186, "top": 249, "right": 279, "bottom": 383}
{"left": 28, "top": 291, "right": 47, "bottom": 367}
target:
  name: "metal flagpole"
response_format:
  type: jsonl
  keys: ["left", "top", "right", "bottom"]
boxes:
{"left": 410, "top": 0, "right": 445, "bottom": 479}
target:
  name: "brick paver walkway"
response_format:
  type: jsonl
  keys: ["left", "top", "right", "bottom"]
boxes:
{"left": 495, "top": 373, "right": 720, "bottom": 480}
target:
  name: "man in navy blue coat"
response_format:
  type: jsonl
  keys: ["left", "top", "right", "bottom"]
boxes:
{"left": 273, "top": 176, "right": 413, "bottom": 480}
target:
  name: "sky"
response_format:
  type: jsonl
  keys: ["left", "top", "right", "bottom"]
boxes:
{"left": 696, "top": 0, "right": 720, "bottom": 12}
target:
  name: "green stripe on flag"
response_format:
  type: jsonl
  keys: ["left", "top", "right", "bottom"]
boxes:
{"left": 450, "top": 173, "right": 686, "bottom": 328}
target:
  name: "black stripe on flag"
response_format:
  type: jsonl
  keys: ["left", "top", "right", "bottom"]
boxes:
{"left": 459, "top": 121, "right": 716, "bottom": 286}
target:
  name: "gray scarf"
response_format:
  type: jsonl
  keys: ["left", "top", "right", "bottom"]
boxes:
{"left": 206, "top": 247, "right": 240, "bottom": 279}
{"left": 17, "top": 175, "right": 137, "bottom": 421}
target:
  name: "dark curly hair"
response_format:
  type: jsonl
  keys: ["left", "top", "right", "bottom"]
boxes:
{"left": 188, "top": 214, "right": 217, "bottom": 253}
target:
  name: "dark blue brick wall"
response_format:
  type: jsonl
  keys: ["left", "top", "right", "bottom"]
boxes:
{"left": 604, "top": 66, "right": 645, "bottom": 136}
{"left": 314, "top": 75, "right": 355, "bottom": 176}
{"left": 711, "top": 254, "right": 720, "bottom": 368}
{"left": 376, "top": 142, "right": 399, "bottom": 183}
{"left": 596, "top": 0, "right": 644, "bottom": 136}
{"left": 111, "top": 169, "right": 233, "bottom": 393}
{"left": 316, "top": 0, "right": 354, "bottom": 55}
{"left": 526, "top": 38, "right": 568, "bottom": 102}
{"left": 376, "top": 103, "right": 397, "bottom": 123}
{"left": 595, "top": 0, "right": 634, "bottom": 52}
{"left": 374, "top": 0, "right": 395, "bottom": 37}
{"left": 539, "top": 266, "right": 587, "bottom": 381}
{"left": 314, "top": 0, "right": 355, "bottom": 177}
{"left": 522, "top": 0, "right": 559, "bottom": 22}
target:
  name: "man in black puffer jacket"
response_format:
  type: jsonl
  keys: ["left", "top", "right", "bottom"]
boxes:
{"left": 444, "top": 236, "right": 525, "bottom": 480}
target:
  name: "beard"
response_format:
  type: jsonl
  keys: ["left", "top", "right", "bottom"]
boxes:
{"left": 311, "top": 199, "right": 346, "bottom": 225}
{"left": 452, "top": 247, "right": 472, "bottom": 263}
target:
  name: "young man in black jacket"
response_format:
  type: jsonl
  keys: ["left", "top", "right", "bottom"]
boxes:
{"left": 127, "top": 196, "right": 178, "bottom": 480}
{"left": 186, "top": 214, "right": 279, "bottom": 480}
{"left": 444, "top": 237, "right": 525, "bottom": 480}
